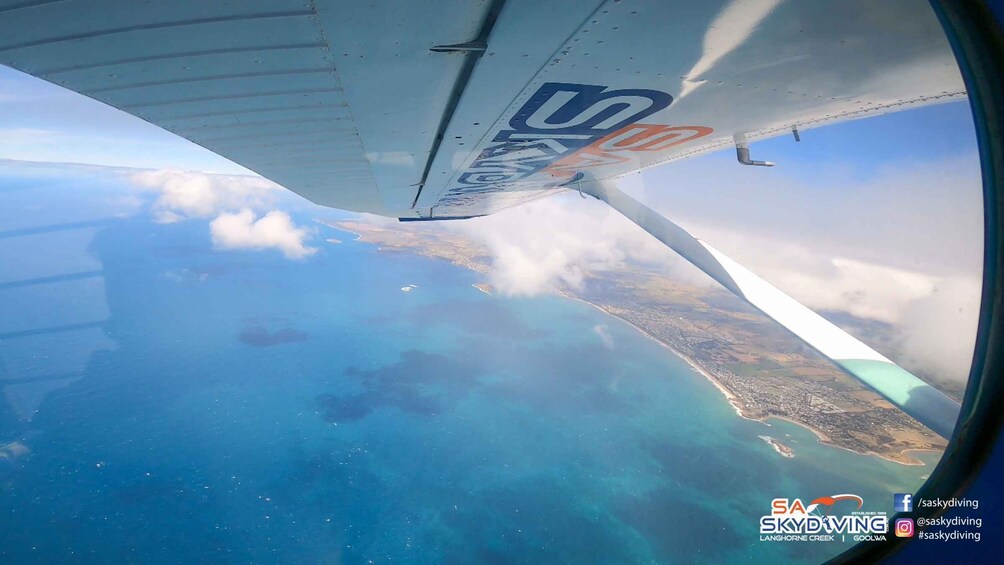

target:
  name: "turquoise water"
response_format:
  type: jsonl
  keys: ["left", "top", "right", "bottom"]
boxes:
{"left": 0, "top": 166, "right": 939, "bottom": 563}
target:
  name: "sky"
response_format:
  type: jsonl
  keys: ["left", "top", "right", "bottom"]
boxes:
{"left": 0, "top": 64, "right": 985, "bottom": 389}
{"left": 0, "top": 67, "right": 252, "bottom": 174}
{"left": 452, "top": 104, "right": 983, "bottom": 389}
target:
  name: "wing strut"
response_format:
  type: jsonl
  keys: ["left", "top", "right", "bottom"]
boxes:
{"left": 581, "top": 179, "right": 960, "bottom": 439}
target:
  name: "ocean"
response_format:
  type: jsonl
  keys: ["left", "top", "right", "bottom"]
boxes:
{"left": 0, "top": 165, "right": 939, "bottom": 563}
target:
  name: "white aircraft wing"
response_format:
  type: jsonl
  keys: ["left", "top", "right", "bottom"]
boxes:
{"left": 0, "top": 0, "right": 965, "bottom": 436}
{"left": 0, "top": 0, "right": 963, "bottom": 218}
{"left": 0, "top": 0, "right": 500, "bottom": 217}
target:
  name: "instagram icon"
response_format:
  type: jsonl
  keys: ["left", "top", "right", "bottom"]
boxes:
{"left": 895, "top": 518, "right": 915, "bottom": 537}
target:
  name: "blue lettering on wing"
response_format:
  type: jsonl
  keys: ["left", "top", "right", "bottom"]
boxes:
{"left": 439, "top": 82, "right": 673, "bottom": 208}
{"left": 507, "top": 82, "right": 672, "bottom": 136}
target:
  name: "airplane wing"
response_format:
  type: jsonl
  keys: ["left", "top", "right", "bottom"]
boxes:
{"left": 0, "top": 0, "right": 963, "bottom": 218}
{"left": 0, "top": 0, "right": 965, "bottom": 436}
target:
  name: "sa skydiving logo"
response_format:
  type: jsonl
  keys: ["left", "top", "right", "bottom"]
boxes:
{"left": 438, "top": 82, "right": 712, "bottom": 208}
{"left": 760, "top": 494, "right": 889, "bottom": 542}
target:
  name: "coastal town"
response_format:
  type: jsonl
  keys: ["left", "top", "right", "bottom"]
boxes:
{"left": 328, "top": 219, "right": 947, "bottom": 464}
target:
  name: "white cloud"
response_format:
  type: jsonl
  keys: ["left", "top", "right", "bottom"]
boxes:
{"left": 130, "top": 169, "right": 316, "bottom": 260}
{"left": 769, "top": 257, "right": 939, "bottom": 324}
{"left": 442, "top": 150, "right": 982, "bottom": 388}
{"left": 627, "top": 153, "right": 984, "bottom": 279}
{"left": 895, "top": 276, "right": 982, "bottom": 385}
{"left": 450, "top": 192, "right": 704, "bottom": 296}
{"left": 615, "top": 151, "right": 984, "bottom": 386}
{"left": 130, "top": 169, "right": 278, "bottom": 223}
{"left": 680, "top": 221, "right": 981, "bottom": 383}
{"left": 210, "top": 209, "right": 316, "bottom": 259}
{"left": 674, "top": 223, "right": 945, "bottom": 325}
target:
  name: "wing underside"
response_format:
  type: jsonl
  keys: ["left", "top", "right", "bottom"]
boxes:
{"left": 0, "top": 0, "right": 965, "bottom": 218}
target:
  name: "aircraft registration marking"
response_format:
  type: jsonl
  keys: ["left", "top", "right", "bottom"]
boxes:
{"left": 436, "top": 82, "right": 712, "bottom": 209}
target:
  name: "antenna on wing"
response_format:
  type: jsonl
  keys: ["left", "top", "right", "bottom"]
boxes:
{"left": 734, "top": 133, "right": 776, "bottom": 167}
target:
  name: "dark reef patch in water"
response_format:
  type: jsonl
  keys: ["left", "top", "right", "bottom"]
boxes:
{"left": 239, "top": 325, "right": 309, "bottom": 347}
{"left": 613, "top": 487, "right": 741, "bottom": 562}
{"left": 480, "top": 343, "right": 631, "bottom": 414}
{"left": 440, "top": 476, "right": 636, "bottom": 564}
{"left": 407, "top": 300, "right": 545, "bottom": 340}
{"left": 314, "top": 393, "right": 374, "bottom": 422}
{"left": 641, "top": 439, "right": 778, "bottom": 502}
{"left": 315, "top": 350, "right": 483, "bottom": 423}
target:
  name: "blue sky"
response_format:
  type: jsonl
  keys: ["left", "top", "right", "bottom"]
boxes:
{"left": 744, "top": 100, "right": 977, "bottom": 172}
{"left": 0, "top": 66, "right": 249, "bottom": 173}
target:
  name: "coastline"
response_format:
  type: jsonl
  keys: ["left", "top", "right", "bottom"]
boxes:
{"left": 564, "top": 292, "right": 755, "bottom": 423}
{"left": 321, "top": 220, "right": 363, "bottom": 241}
{"left": 764, "top": 416, "right": 929, "bottom": 467}
{"left": 326, "top": 219, "right": 938, "bottom": 467}
{"left": 557, "top": 289, "right": 932, "bottom": 467}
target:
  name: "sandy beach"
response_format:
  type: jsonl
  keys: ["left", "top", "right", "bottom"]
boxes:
{"left": 557, "top": 289, "right": 759, "bottom": 423}
{"left": 556, "top": 289, "right": 934, "bottom": 466}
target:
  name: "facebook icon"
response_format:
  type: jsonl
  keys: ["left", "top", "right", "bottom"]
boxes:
{"left": 895, "top": 493, "right": 913, "bottom": 512}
